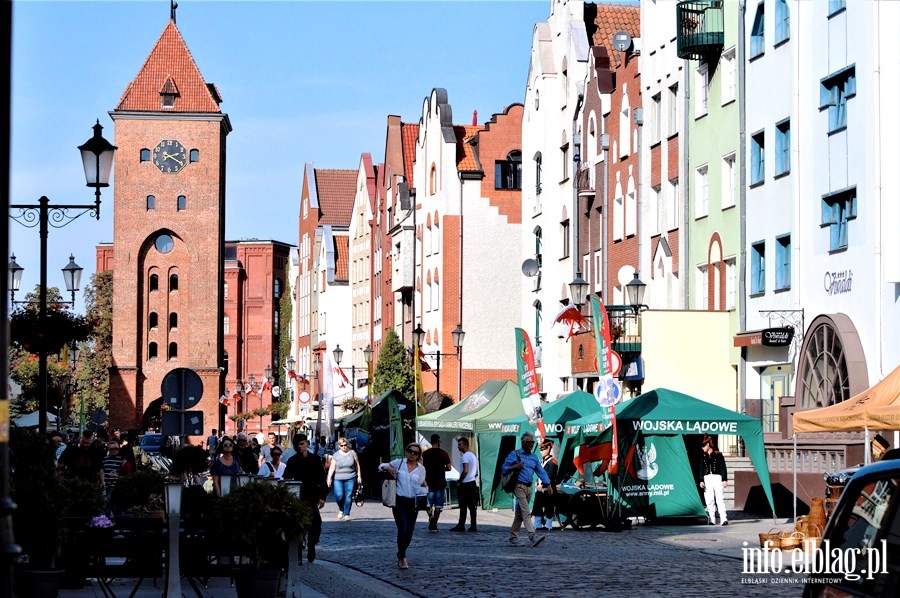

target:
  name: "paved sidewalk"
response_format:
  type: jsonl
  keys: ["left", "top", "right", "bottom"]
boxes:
{"left": 60, "top": 502, "right": 805, "bottom": 597}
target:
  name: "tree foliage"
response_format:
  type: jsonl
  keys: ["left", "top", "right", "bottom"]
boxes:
{"left": 279, "top": 275, "right": 293, "bottom": 379}
{"left": 76, "top": 270, "right": 114, "bottom": 419}
{"left": 372, "top": 328, "right": 413, "bottom": 402}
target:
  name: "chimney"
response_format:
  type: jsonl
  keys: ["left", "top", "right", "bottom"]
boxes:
{"left": 472, "top": 110, "right": 478, "bottom": 126}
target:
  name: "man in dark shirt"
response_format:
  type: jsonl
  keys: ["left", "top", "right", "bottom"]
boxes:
{"left": 60, "top": 430, "right": 104, "bottom": 487}
{"left": 422, "top": 434, "right": 451, "bottom": 532}
{"left": 283, "top": 433, "right": 327, "bottom": 563}
{"left": 234, "top": 432, "right": 259, "bottom": 473}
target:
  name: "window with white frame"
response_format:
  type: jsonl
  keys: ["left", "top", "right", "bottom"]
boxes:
{"left": 593, "top": 250, "right": 602, "bottom": 293}
{"left": 721, "top": 48, "right": 736, "bottom": 105}
{"left": 725, "top": 257, "right": 736, "bottom": 309}
{"left": 667, "top": 178, "right": 679, "bottom": 230}
{"left": 721, "top": 153, "right": 736, "bottom": 209}
{"left": 619, "top": 88, "right": 631, "bottom": 157}
{"left": 828, "top": 0, "right": 845, "bottom": 16}
{"left": 613, "top": 195, "right": 624, "bottom": 241}
{"left": 775, "top": 119, "right": 791, "bottom": 176}
{"left": 695, "top": 165, "right": 709, "bottom": 218}
{"left": 695, "top": 63, "right": 709, "bottom": 117}
{"left": 561, "top": 219, "right": 570, "bottom": 258}
{"left": 625, "top": 188, "right": 636, "bottom": 237}
{"left": 425, "top": 226, "right": 432, "bottom": 256}
{"left": 651, "top": 93, "right": 662, "bottom": 144}
{"left": 696, "top": 264, "right": 709, "bottom": 309}
{"left": 433, "top": 279, "right": 440, "bottom": 310}
{"left": 667, "top": 84, "right": 679, "bottom": 137}
{"left": 649, "top": 185, "right": 661, "bottom": 235}
{"left": 821, "top": 186, "right": 857, "bottom": 252}
{"left": 433, "top": 221, "right": 440, "bottom": 254}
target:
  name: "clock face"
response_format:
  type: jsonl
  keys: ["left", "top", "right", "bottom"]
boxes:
{"left": 153, "top": 139, "right": 187, "bottom": 173}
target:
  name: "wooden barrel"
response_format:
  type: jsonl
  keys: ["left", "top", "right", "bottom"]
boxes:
{"left": 808, "top": 497, "right": 827, "bottom": 530}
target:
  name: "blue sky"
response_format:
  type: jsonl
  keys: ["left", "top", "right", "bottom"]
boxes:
{"left": 10, "top": 0, "right": 549, "bottom": 310}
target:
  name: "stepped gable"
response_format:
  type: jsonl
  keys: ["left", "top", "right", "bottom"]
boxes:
{"left": 586, "top": 3, "right": 641, "bottom": 69}
{"left": 454, "top": 125, "right": 483, "bottom": 172}
{"left": 315, "top": 169, "right": 356, "bottom": 226}
{"left": 117, "top": 20, "right": 221, "bottom": 112}
{"left": 401, "top": 123, "right": 419, "bottom": 187}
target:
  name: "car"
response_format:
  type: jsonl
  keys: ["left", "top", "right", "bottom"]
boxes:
{"left": 803, "top": 457, "right": 900, "bottom": 597}
{"left": 139, "top": 433, "right": 164, "bottom": 455}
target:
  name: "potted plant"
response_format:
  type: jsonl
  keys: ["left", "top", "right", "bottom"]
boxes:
{"left": 109, "top": 469, "right": 166, "bottom": 517}
{"left": 214, "top": 481, "right": 313, "bottom": 597}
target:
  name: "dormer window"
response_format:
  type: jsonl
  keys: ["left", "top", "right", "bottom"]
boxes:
{"left": 160, "top": 75, "right": 179, "bottom": 109}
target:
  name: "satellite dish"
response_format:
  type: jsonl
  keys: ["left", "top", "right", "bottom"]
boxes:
{"left": 521, "top": 258, "right": 539, "bottom": 277}
{"left": 272, "top": 386, "right": 282, "bottom": 398}
{"left": 613, "top": 30, "right": 633, "bottom": 53}
{"left": 617, "top": 265, "right": 636, "bottom": 288}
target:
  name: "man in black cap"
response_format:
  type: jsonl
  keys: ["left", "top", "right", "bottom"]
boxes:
{"left": 284, "top": 433, "right": 327, "bottom": 562}
{"left": 422, "top": 434, "right": 451, "bottom": 532}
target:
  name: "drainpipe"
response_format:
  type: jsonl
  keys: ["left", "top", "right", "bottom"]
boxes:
{"left": 681, "top": 57, "right": 691, "bottom": 309}
{"left": 572, "top": 89, "right": 584, "bottom": 391}
{"left": 738, "top": 0, "right": 748, "bottom": 415}
{"left": 634, "top": 107, "right": 644, "bottom": 280}
{"left": 602, "top": 131, "right": 610, "bottom": 300}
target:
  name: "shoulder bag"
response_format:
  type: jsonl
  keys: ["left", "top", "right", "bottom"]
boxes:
{"left": 381, "top": 461, "right": 398, "bottom": 507}
{"left": 501, "top": 450, "right": 522, "bottom": 493}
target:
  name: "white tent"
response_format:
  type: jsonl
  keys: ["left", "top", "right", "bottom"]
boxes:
{"left": 13, "top": 411, "right": 58, "bottom": 428}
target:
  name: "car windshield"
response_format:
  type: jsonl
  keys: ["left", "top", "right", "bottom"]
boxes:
{"left": 141, "top": 434, "right": 163, "bottom": 449}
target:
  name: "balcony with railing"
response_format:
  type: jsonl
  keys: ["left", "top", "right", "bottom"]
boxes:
{"left": 676, "top": 0, "right": 725, "bottom": 61}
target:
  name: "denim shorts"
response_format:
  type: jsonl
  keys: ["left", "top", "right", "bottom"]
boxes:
{"left": 427, "top": 488, "right": 445, "bottom": 509}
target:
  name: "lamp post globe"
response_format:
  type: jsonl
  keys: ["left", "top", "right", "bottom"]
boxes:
{"left": 626, "top": 272, "right": 647, "bottom": 312}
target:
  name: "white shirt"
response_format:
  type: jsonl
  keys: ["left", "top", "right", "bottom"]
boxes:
{"left": 258, "top": 460, "right": 286, "bottom": 479}
{"left": 380, "top": 459, "right": 426, "bottom": 498}
{"left": 459, "top": 451, "right": 478, "bottom": 483}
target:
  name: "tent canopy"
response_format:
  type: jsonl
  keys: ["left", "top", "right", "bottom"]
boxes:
{"left": 500, "top": 389, "right": 601, "bottom": 438}
{"left": 416, "top": 380, "right": 524, "bottom": 433}
{"left": 13, "top": 411, "right": 58, "bottom": 428}
{"left": 793, "top": 365, "right": 900, "bottom": 433}
{"left": 585, "top": 388, "right": 776, "bottom": 518}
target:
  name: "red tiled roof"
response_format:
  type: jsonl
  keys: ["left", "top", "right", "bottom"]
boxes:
{"left": 401, "top": 123, "right": 418, "bottom": 186}
{"left": 588, "top": 3, "right": 641, "bottom": 69}
{"left": 334, "top": 235, "right": 350, "bottom": 282}
{"left": 315, "top": 169, "right": 356, "bottom": 226}
{"left": 117, "top": 21, "right": 221, "bottom": 112}
{"left": 455, "top": 125, "right": 482, "bottom": 171}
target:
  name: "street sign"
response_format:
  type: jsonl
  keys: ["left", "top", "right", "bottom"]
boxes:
{"left": 162, "top": 410, "right": 204, "bottom": 436}
{"left": 609, "top": 350, "right": 623, "bottom": 376}
{"left": 298, "top": 390, "right": 311, "bottom": 404}
{"left": 161, "top": 367, "right": 203, "bottom": 410}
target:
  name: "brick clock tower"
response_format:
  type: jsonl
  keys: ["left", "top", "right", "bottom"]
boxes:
{"left": 105, "top": 18, "right": 231, "bottom": 435}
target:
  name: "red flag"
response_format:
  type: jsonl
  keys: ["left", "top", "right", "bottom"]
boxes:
{"left": 261, "top": 377, "right": 272, "bottom": 393}
{"left": 231, "top": 390, "right": 241, "bottom": 402}
{"left": 552, "top": 304, "right": 589, "bottom": 341}
{"left": 246, "top": 386, "right": 258, "bottom": 396}
{"left": 573, "top": 441, "right": 611, "bottom": 475}
{"left": 219, "top": 394, "right": 230, "bottom": 408}
{"left": 288, "top": 370, "right": 299, "bottom": 381}
{"left": 418, "top": 347, "right": 432, "bottom": 372}
{"left": 334, "top": 366, "right": 350, "bottom": 389}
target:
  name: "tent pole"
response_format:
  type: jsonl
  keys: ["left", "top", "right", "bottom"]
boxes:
{"left": 865, "top": 427, "right": 870, "bottom": 466}
{"left": 792, "top": 433, "right": 797, "bottom": 524}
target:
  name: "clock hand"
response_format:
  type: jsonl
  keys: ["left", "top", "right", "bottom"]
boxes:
{"left": 163, "top": 152, "right": 184, "bottom": 166}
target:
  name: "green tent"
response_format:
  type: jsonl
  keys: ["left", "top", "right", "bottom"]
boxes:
{"left": 417, "top": 380, "right": 525, "bottom": 508}
{"left": 500, "top": 390, "right": 601, "bottom": 438}
{"left": 579, "top": 388, "right": 776, "bottom": 519}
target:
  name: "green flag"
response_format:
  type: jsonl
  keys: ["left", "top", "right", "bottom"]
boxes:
{"left": 388, "top": 395, "right": 404, "bottom": 461}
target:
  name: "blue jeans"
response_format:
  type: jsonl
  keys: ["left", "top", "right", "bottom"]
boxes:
{"left": 333, "top": 478, "right": 357, "bottom": 517}
{"left": 392, "top": 496, "right": 418, "bottom": 559}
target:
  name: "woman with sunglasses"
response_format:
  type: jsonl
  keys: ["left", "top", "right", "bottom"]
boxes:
{"left": 210, "top": 436, "right": 243, "bottom": 496}
{"left": 378, "top": 443, "right": 426, "bottom": 569}
{"left": 326, "top": 437, "right": 362, "bottom": 520}
{"left": 258, "top": 446, "right": 286, "bottom": 479}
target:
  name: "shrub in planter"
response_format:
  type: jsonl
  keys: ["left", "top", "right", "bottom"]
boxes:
{"left": 11, "top": 428, "right": 63, "bottom": 568}
{"left": 109, "top": 469, "right": 166, "bottom": 517}
{"left": 214, "top": 481, "right": 312, "bottom": 570}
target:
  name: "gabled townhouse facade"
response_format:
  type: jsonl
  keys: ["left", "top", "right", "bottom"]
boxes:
{"left": 347, "top": 153, "right": 377, "bottom": 392}
{"left": 522, "top": 0, "right": 591, "bottom": 399}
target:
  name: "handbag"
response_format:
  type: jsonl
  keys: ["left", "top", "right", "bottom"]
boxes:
{"left": 381, "top": 477, "right": 397, "bottom": 507}
{"left": 501, "top": 450, "right": 522, "bottom": 493}
{"left": 353, "top": 483, "right": 365, "bottom": 507}
{"left": 415, "top": 494, "right": 428, "bottom": 511}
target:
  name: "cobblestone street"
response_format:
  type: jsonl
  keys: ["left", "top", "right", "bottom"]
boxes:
{"left": 71, "top": 500, "right": 810, "bottom": 597}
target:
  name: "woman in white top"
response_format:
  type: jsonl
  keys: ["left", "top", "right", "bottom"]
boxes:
{"left": 257, "top": 446, "right": 286, "bottom": 479}
{"left": 378, "top": 443, "right": 426, "bottom": 569}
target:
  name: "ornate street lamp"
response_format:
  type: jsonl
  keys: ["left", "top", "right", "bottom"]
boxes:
{"left": 626, "top": 272, "right": 647, "bottom": 313}
{"left": 569, "top": 272, "right": 589, "bottom": 309}
{"left": 313, "top": 351, "right": 322, "bottom": 453}
{"left": 9, "top": 121, "right": 116, "bottom": 436}
{"left": 364, "top": 344, "right": 374, "bottom": 401}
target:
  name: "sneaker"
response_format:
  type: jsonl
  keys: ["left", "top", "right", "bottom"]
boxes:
{"left": 337, "top": 513, "right": 343, "bottom": 520}
{"left": 343, "top": 515, "right": 350, "bottom": 521}
{"left": 721, "top": 521, "right": 728, "bottom": 526}
{"left": 707, "top": 520, "right": 715, "bottom": 526}
{"left": 449, "top": 526, "right": 466, "bottom": 532}
{"left": 530, "top": 535, "right": 546, "bottom": 547}
{"left": 468, "top": 526, "right": 477, "bottom": 532}
{"left": 508, "top": 537, "right": 518, "bottom": 545}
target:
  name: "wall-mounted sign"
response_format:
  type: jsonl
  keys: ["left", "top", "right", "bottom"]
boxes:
{"left": 824, "top": 269, "right": 853, "bottom": 296}
{"left": 622, "top": 357, "right": 644, "bottom": 381}
{"left": 762, "top": 327, "right": 794, "bottom": 347}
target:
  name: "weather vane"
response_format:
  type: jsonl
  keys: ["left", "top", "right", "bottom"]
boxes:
{"left": 171, "top": 0, "right": 178, "bottom": 23}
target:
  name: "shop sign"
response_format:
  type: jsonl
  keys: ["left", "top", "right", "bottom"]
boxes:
{"left": 824, "top": 269, "right": 853, "bottom": 296}
{"left": 762, "top": 327, "right": 794, "bottom": 347}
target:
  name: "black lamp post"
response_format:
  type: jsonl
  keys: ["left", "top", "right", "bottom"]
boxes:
{"left": 8, "top": 121, "right": 116, "bottom": 436}
{"left": 364, "top": 344, "right": 374, "bottom": 400}
{"left": 569, "top": 272, "right": 589, "bottom": 309}
{"left": 313, "top": 351, "right": 322, "bottom": 453}
{"left": 626, "top": 272, "right": 647, "bottom": 312}
{"left": 416, "top": 323, "right": 466, "bottom": 400}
